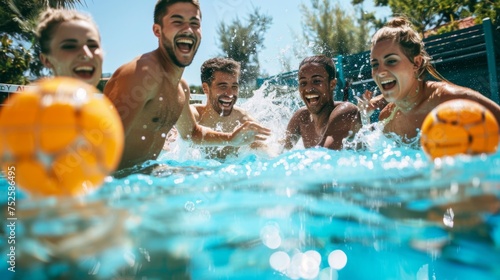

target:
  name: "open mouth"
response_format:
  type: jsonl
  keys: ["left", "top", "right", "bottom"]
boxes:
{"left": 380, "top": 79, "right": 396, "bottom": 91}
{"left": 74, "top": 66, "right": 95, "bottom": 80}
{"left": 176, "top": 38, "right": 194, "bottom": 53}
{"left": 305, "top": 94, "right": 320, "bottom": 105}
{"left": 219, "top": 96, "right": 235, "bottom": 108}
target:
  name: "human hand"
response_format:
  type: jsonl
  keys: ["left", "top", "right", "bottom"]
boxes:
{"left": 355, "top": 90, "right": 376, "bottom": 115}
{"left": 355, "top": 89, "right": 378, "bottom": 125}
{"left": 230, "top": 121, "right": 271, "bottom": 146}
{"left": 162, "top": 127, "right": 178, "bottom": 151}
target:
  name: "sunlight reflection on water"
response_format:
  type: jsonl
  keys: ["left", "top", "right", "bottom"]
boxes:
{"left": 1, "top": 84, "right": 499, "bottom": 279}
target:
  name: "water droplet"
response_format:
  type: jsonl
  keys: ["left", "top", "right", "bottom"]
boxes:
{"left": 269, "top": 251, "right": 290, "bottom": 272}
{"left": 260, "top": 223, "right": 281, "bottom": 249}
{"left": 141, "top": 136, "right": 146, "bottom": 140}
{"left": 184, "top": 201, "right": 195, "bottom": 212}
{"left": 304, "top": 250, "right": 321, "bottom": 265}
{"left": 143, "top": 124, "right": 147, "bottom": 129}
{"left": 161, "top": 133, "right": 166, "bottom": 138}
{"left": 328, "top": 250, "right": 347, "bottom": 270}
{"left": 299, "top": 251, "right": 321, "bottom": 279}
{"left": 443, "top": 208, "right": 454, "bottom": 227}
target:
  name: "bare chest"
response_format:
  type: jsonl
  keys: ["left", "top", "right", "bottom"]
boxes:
{"left": 197, "top": 110, "right": 246, "bottom": 132}
{"left": 384, "top": 109, "right": 429, "bottom": 140}
{"left": 142, "top": 86, "right": 186, "bottom": 131}
{"left": 198, "top": 117, "right": 240, "bottom": 132}
{"left": 300, "top": 121, "right": 322, "bottom": 148}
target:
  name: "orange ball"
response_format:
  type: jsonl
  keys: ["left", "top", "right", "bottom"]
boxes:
{"left": 0, "top": 77, "right": 124, "bottom": 196}
{"left": 420, "top": 99, "right": 499, "bottom": 159}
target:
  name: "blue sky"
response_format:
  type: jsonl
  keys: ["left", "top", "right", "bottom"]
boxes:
{"left": 80, "top": 0, "right": 389, "bottom": 86}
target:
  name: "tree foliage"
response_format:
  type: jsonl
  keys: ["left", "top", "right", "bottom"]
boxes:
{"left": 217, "top": 8, "right": 272, "bottom": 96}
{"left": 300, "top": 0, "right": 376, "bottom": 57}
{"left": 371, "top": 0, "right": 499, "bottom": 33}
{"left": 1, "top": 0, "right": 87, "bottom": 39}
{"left": 0, "top": 0, "right": 87, "bottom": 84}
{"left": 0, "top": 34, "right": 32, "bottom": 84}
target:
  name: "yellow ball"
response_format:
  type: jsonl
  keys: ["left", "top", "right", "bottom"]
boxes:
{"left": 0, "top": 77, "right": 124, "bottom": 196}
{"left": 420, "top": 99, "right": 499, "bottom": 159}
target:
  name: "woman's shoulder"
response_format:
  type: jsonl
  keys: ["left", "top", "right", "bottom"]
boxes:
{"left": 427, "top": 80, "right": 479, "bottom": 96}
{"left": 425, "top": 81, "right": 496, "bottom": 109}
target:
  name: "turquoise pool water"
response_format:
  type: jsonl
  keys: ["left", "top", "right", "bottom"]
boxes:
{"left": 1, "top": 87, "right": 499, "bottom": 279}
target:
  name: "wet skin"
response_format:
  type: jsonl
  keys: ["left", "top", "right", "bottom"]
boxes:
{"left": 284, "top": 62, "right": 361, "bottom": 150}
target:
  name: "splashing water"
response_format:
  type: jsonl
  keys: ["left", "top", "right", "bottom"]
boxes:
{"left": 1, "top": 82, "right": 500, "bottom": 279}
{"left": 240, "top": 81, "right": 304, "bottom": 153}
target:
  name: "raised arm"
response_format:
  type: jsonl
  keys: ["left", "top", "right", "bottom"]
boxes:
{"left": 175, "top": 79, "right": 211, "bottom": 140}
{"left": 355, "top": 89, "right": 388, "bottom": 123}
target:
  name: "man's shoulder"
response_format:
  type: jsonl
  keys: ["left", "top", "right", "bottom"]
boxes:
{"left": 111, "top": 54, "right": 150, "bottom": 77}
{"left": 191, "top": 103, "right": 205, "bottom": 109}
{"left": 104, "top": 52, "right": 160, "bottom": 97}
{"left": 287, "top": 107, "right": 310, "bottom": 125}
{"left": 333, "top": 101, "right": 358, "bottom": 113}
{"left": 191, "top": 104, "right": 205, "bottom": 115}
{"left": 294, "top": 107, "right": 310, "bottom": 118}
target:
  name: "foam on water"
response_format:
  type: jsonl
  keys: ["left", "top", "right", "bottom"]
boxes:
{"left": 1, "top": 84, "right": 499, "bottom": 279}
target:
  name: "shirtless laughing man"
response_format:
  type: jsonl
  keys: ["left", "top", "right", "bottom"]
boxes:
{"left": 104, "top": 0, "right": 270, "bottom": 171}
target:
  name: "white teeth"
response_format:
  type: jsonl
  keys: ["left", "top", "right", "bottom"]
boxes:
{"left": 219, "top": 99, "right": 233, "bottom": 104}
{"left": 75, "top": 66, "right": 93, "bottom": 71}
{"left": 381, "top": 80, "right": 395, "bottom": 85}
{"left": 305, "top": 94, "right": 319, "bottom": 99}
{"left": 177, "top": 39, "right": 193, "bottom": 45}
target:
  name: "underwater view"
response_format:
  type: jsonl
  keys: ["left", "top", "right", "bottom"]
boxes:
{"left": 1, "top": 85, "right": 499, "bottom": 280}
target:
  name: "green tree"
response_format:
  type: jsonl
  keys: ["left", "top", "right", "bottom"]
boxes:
{"left": 217, "top": 8, "right": 272, "bottom": 97}
{"left": 0, "top": 0, "right": 87, "bottom": 84}
{"left": 300, "top": 0, "right": 376, "bottom": 57}
{"left": 189, "top": 85, "right": 203, "bottom": 95}
{"left": 0, "top": 34, "right": 32, "bottom": 84}
{"left": 1, "top": 0, "right": 86, "bottom": 37}
{"left": 370, "top": 0, "right": 499, "bottom": 33}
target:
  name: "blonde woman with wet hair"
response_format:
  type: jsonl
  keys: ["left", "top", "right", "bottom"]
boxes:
{"left": 359, "top": 16, "right": 500, "bottom": 141}
{"left": 36, "top": 8, "right": 103, "bottom": 87}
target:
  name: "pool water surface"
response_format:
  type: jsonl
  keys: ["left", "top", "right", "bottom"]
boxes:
{"left": 1, "top": 87, "right": 499, "bottom": 279}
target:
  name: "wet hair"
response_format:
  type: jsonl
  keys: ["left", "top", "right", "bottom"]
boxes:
{"left": 154, "top": 0, "right": 201, "bottom": 25}
{"left": 371, "top": 16, "right": 447, "bottom": 81}
{"left": 35, "top": 8, "right": 99, "bottom": 55}
{"left": 200, "top": 57, "right": 241, "bottom": 85}
{"left": 299, "top": 55, "right": 337, "bottom": 81}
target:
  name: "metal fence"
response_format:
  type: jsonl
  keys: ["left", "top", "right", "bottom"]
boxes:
{"left": 258, "top": 18, "right": 500, "bottom": 105}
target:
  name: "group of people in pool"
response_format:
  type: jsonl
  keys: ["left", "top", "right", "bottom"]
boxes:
{"left": 35, "top": 0, "right": 500, "bottom": 174}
